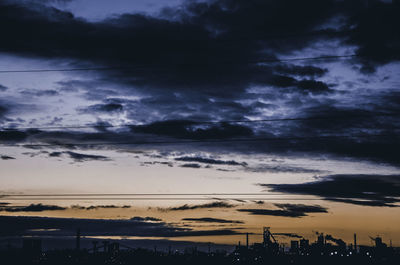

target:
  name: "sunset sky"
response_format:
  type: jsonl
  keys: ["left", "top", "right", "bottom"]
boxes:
{"left": 1, "top": 0, "right": 400, "bottom": 249}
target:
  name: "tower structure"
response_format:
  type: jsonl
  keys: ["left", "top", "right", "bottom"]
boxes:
{"left": 354, "top": 233, "right": 357, "bottom": 253}
{"left": 262, "top": 227, "right": 279, "bottom": 254}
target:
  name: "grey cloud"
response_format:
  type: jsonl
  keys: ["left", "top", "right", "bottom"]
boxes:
{"left": 20, "top": 89, "right": 59, "bottom": 97}
{"left": 1, "top": 155, "right": 16, "bottom": 160}
{"left": 0, "top": 1, "right": 398, "bottom": 168}
{"left": 268, "top": 75, "right": 332, "bottom": 94}
{"left": 0, "top": 215, "right": 241, "bottom": 238}
{"left": 175, "top": 156, "right": 247, "bottom": 166}
{"left": 0, "top": 84, "right": 8, "bottom": 91}
{"left": 273, "top": 64, "right": 328, "bottom": 77}
{"left": 274, "top": 203, "right": 328, "bottom": 213}
{"left": 70, "top": 205, "right": 131, "bottom": 210}
{"left": 132, "top": 120, "right": 253, "bottom": 140}
{"left": 142, "top": 161, "right": 174, "bottom": 167}
{"left": 0, "top": 105, "right": 7, "bottom": 117}
{"left": 182, "top": 217, "right": 244, "bottom": 224}
{"left": 130, "top": 216, "right": 162, "bottom": 222}
{"left": 237, "top": 208, "right": 307, "bottom": 218}
{"left": 86, "top": 205, "right": 130, "bottom": 210}
{"left": 49, "top": 151, "right": 111, "bottom": 162}
{"left": 0, "top": 203, "right": 66, "bottom": 212}
{"left": 245, "top": 164, "right": 325, "bottom": 174}
{"left": 81, "top": 103, "right": 124, "bottom": 113}
{"left": 180, "top": 163, "right": 202, "bottom": 168}
{"left": 0, "top": 130, "right": 28, "bottom": 142}
{"left": 166, "top": 201, "right": 236, "bottom": 211}
{"left": 261, "top": 174, "right": 400, "bottom": 207}
{"left": 238, "top": 203, "right": 328, "bottom": 218}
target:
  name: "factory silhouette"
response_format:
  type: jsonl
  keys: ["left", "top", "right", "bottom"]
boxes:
{"left": 1, "top": 227, "right": 399, "bottom": 264}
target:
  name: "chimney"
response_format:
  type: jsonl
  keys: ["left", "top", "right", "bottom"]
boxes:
{"left": 354, "top": 233, "right": 357, "bottom": 253}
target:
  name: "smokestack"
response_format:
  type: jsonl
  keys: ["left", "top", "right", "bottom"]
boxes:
{"left": 76, "top": 228, "right": 81, "bottom": 251}
{"left": 246, "top": 233, "right": 249, "bottom": 249}
{"left": 354, "top": 233, "right": 357, "bottom": 253}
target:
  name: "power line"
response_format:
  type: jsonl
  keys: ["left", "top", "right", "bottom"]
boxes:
{"left": 0, "top": 55, "right": 356, "bottom": 74}
{"left": 0, "top": 197, "right": 322, "bottom": 201}
{"left": 0, "top": 193, "right": 285, "bottom": 197}
{"left": 0, "top": 193, "right": 322, "bottom": 201}
{"left": 0, "top": 133, "right": 397, "bottom": 148}
{"left": 1, "top": 112, "right": 398, "bottom": 131}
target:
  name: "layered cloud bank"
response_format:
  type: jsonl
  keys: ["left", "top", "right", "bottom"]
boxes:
{"left": 1, "top": 0, "right": 400, "bottom": 223}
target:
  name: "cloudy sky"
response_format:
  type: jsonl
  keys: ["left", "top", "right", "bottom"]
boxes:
{"left": 1, "top": 0, "right": 400, "bottom": 249}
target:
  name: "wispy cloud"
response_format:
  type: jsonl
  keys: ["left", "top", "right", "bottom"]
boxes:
{"left": 238, "top": 203, "right": 328, "bottom": 218}
{"left": 182, "top": 217, "right": 244, "bottom": 224}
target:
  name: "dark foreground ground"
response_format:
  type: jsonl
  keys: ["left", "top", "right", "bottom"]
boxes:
{"left": 1, "top": 248, "right": 399, "bottom": 265}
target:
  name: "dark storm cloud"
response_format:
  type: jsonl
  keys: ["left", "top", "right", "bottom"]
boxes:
{"left": 182, "top": 217, "right": 244, "bottom": 224}
{"left": 0, "top": 84, "right": 8, "bottom": 91}
{"left": 175, "top": 156, "right": 247, "bottom": 166}
{"left": 1, "top": 155, "right": 16, "bottom": 160}
{"left": 343, "top": 0, "right": 400, "bottom": 73}
{"left": 238, "top": 203, "right": 328, "bottom": 218}
{"left": 0, "top": 0, "right": 398, "bottom": 105}
{"left": 28, "top": 0, "right": 75, "bottom": 4}
{"left": 241, "top": 96, "right": 400, "bottom": 165}
{"left": 49, "top": 151, "right": 110, "bottom": 162}
{"left": 0, "top": 130, "right": 28, "bottom": 142}
{"left": 0, "top": 105, "right": 7, "bottom": 117}
{"left": 261, "top": 174, "right": 400, "bottom": 207}
{"left": 0, "top": 100, "right": 12, "bottom": 121}
{"left": 273, "top": 65, "right": 328, "bottom": 77}
{"left": 0, "top": 215, "right": 241, "bottom": 237}
{"left": 0, "top": 203, "right": 66, "bottom": 212}
{"left": 180, "top": 163, "right": 202, "bottom": 168}
{"left": 2, "top": 0, "right": 393, "bottom": 98}
{"left": 237, "top": 208, "right": 307, "bottom": 218}
{"left": 165, "top": 201, "right": 236, "bottom": 211}
{"left": 245, "top": 164, "right": 325, "bottom": 174}
{"left": 0, "top": 0, "right": 399, "bottom": 167}
{"left": 2, "top": 106, "right": 399, "bottom": 167}
{"left": 0, "top": 0, "right": 340, "bottom": 98}
{"left": 132, "top": 120, "right": 253, "bottom": 140}
{"left": 81, "top": 103, "right": 124, "bottom": 113}
{"left": 20, "top": 89, "right": 59, "bottom": 97}
{"left": 268, "top": 75, "right": 332, "bottom": 94}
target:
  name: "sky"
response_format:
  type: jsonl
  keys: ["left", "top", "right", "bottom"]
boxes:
{"left": 0, "top": 0, "right": 400, "bottom": 250}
